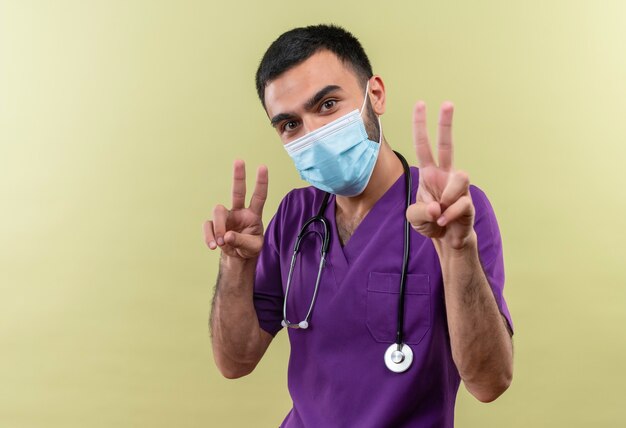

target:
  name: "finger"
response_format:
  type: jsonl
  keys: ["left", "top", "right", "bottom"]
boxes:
{"left": 412, "top": 101, "right": 435, "bottom": 167}
{"left": 438, "top": 101, "right": 454, "bottom": 172}
{"left": 231, "top": 159, "right": 246, "bottom": 210}
{"left": 418, "top": 187, "right": 436, "bottom": 204}
{"left": 436, "top": 195, "right": 473, "bottom": 227}
{"left": 224, "top": 231, "right": 263, "bottom": 258}
{"left": 249, "top": 165, "right": 268, "bottom": 216}
{"left": 417, "top": 168, "right": 439, "bottom": 204}
{"left": 203, "top": 220, "right": 217, "bottom": 250}
{"left": 212, "top": 204, "right": 229, "bottom": 246}
{"left": 440, "top": 170, "right": 470, "bottom": 211}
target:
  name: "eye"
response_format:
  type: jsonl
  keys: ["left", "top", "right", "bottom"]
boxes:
{"left": 321, "top": 99, "right": 337, "bottom": 111}
{"left": 282, "top": 120, "right": 299, "bottom": 133}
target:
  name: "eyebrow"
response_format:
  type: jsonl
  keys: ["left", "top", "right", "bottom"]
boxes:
{"left": 270, "top": 84, "right": 343, "bottom": 127}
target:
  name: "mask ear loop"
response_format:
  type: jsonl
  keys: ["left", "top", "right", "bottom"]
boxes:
{"left": 360, "top": 80, "right": 383, "bottom": 144}
{"left": 359, "top": 80, "right": 371, "bottom": 114}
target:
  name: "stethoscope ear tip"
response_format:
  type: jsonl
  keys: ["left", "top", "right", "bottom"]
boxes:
{"left": 281, "top": 319, "right": 310, "bottom": 329}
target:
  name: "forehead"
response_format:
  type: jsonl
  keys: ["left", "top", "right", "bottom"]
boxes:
{"left": 264, "top": 50, "right": 362, "bottom": 116}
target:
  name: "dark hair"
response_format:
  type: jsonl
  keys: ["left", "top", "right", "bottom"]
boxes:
{"left": 255, "top": 24, "right": 374, "bottom": 108}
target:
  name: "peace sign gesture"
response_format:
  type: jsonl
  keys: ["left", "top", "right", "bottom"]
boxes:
{"left": 203, "top": 160, "right": 268, "bottom": 259}
{"left": 406, "top": 101, "right": 476, "bottom": 250}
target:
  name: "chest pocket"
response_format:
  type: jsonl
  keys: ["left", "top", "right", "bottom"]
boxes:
{"left": 366, "top": 272, "right": 431, "bottom": 345}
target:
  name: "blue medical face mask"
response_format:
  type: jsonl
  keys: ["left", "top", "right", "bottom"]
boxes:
{"left": 283, "top": 82, "right": 382, "bottom": 197}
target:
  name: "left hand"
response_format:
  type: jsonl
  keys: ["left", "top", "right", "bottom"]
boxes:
{"left": 405, "top": 101, "right": 476, "bottom": 250}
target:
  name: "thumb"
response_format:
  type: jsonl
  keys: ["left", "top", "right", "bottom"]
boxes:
{"left": 223, "top": 230, "right": 263, "bottom": 258}
{"left": 406, "top": 200, "right": 440, "bottom": 227}
{"left": 406, "top": 201, "right": 443, "bottom": 239}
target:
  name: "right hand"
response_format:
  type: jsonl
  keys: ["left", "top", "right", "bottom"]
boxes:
{"left": 203, "top": 159, "right": 268, "bottom": 259}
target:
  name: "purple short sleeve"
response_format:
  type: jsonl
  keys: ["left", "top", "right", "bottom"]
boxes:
{"left": 471, "top": 185, "right": 514, "bottom": 335}
{"left": 249, "top": 175, "right": 513, "bottom": 427}
{"left": 252, "top": 199, "right": 287, "bottom": 338}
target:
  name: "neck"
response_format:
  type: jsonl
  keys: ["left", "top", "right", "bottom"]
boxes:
{"left": 335, "top": 140, "right": 404, "bottom": 218}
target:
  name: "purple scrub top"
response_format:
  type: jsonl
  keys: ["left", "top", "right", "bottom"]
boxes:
{"left": 253, "top": 166, "right": 514, "bottom": 428}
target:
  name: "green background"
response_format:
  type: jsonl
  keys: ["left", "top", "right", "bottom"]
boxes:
{"left": 1, "top": 0, "right": 624, "bottom": 426}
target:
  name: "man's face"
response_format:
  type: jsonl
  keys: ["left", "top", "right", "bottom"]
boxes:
{"left": 264, "top": 50, "right": 379, "bottom": 145}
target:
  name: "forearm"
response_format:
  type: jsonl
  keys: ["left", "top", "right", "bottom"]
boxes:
{"left": 434, "top": 231, "right": 513, "bottom": 402}
{"left": 209, "top": 254, "right": 267, "bottom": 378}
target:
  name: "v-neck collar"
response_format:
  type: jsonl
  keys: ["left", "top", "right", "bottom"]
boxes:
{"left": 326, "top": 166, "right": 418, "bottom": 286}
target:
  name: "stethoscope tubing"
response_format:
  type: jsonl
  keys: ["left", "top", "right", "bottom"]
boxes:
{"left": 281, "top": 151, "right": 414, "bottom": 372}
{"left": 282, "top": 194, "right": 330, "bottom": 329}
{"left": 395, "top": 151, "right": 412, "bottom": 347}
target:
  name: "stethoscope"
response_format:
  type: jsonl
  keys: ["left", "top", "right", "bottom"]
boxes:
{"left": 281, "top": 151, "right": 414, "bottom": 373}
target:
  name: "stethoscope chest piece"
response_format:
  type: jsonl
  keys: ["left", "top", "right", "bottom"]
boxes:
{"left": 283, "top": 151, "right": 416, "bottom": 374}
{"left": 384, "top": 343, "right": 413, "bottom": 373}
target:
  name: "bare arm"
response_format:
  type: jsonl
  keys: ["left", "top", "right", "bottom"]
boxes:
{"left": 406, "top": 101, "right": 514, "bottom": 402}
{"left": 209, "top": 254, "right": 273, "bottom": 379}
{"left": 204, "top": 160, "right": 273, "bottom": 379}
{"left": 434, "top": 232, "right": 513, "bottom": 402}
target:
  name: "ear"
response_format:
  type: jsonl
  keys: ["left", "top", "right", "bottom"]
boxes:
{"left": 368, "top": 75, "right": 386, "bottom": 116}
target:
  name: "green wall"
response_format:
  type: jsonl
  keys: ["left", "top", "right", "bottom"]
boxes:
{"left": 1, "top": 0, "right": 624, "bottom": 426}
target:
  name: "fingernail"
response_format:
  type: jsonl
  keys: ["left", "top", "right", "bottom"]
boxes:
{"left": 437, "top": 216, "right": 446, "bottom": 226}
{"left": 217, "top": 237, "right": 224, "bottom": 246}
{"left": 209, "top": 241, "right": 216, "bottom": 249}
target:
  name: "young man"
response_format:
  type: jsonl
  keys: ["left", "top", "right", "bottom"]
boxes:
{"left": 204, "top": 24, "right": 514, "bottom": 427}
